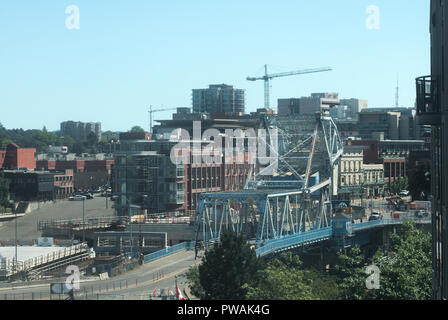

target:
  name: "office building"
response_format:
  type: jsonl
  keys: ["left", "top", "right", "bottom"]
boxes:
{"left": 192, "top": 84, "right": 245, "bottom": 115}
{"left": 278, "top": 93, "right": 339, "bottom": 116}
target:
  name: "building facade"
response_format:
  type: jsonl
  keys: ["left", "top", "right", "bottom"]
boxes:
{"left": 60, "top": 121, "right": 102, "bottom": 141}
{"left": 192, "top": 84, "right": 245, "bottom": 115}
{"left": 278, "top": 93, "right": 339, "bottom": 116}
{"left": 0, "top": 143, "right": 36, "bottom": 170}
{"left": 417, "top": 0, "right": 448, "bottom": 299}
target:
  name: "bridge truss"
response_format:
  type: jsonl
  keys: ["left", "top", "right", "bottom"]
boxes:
{"left": 194, "top": 113, "right": 344, "bottom": 248}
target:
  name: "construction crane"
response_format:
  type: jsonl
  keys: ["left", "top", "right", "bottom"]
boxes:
{"left": 148, "top": 105, "right": 177, "bottom": 133}
{"left": 246, "top": 64, "right": 333, "bottom": 109}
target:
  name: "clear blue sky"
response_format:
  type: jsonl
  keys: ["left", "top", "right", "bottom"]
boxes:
{"left": 0, "top": 0, "right": 430, "bottom": 132}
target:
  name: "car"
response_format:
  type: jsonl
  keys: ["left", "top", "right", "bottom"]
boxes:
{"left": 369, "top": 212, "right": 383, "bottom": 221}
{"left": 415, "top": 210, "right": 428, "bottom": 218}
{"left": 69, "top": 195, "right": 86, "bottom": 201}
{"left": 399, "top": 190, "right": 410, "bottom": 197}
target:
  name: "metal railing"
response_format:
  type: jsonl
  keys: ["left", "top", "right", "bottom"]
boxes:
{"left": 415, "top": 75, "right": 441, "bottom": 125}
{"left": 143, "top": 241, "right": 194, "bottom": 264}
{"left": 255, "top": 228, "right": 333, "bottom": 257}
{"left": 351, "top": 217, "right": 431, "bottom": 231}
{"left": 1, "top": 244, "right": 89, "bottom": 277}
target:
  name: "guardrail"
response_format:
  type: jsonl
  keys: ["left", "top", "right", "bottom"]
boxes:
{"left": 38, "top": 216, "right": 128, "bottom": 231}
{"left": 255, "top": 227, "right": 333, "bottom": 257}
{"left": 351, "top": 217, "right": 431, "bottom": 231}
{"left": 1, "top": 244, "right": 89, "bottom": 277}
{"left": 143, "top": 241, "right": 194, "bottom": 264}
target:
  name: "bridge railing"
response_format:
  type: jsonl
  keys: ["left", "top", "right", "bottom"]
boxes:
{"left": 143, "top": 241, "right": 194, "bottom": 264}
{"left": 255, "top": 228, "right": 333, "bottom": 257}
{"left": 351, "top": 217, "right": 431, "bottom": 231}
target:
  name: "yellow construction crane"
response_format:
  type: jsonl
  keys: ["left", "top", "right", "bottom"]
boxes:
{"left": 148, "top": 105, "right": 177, "bottom": 133}
{"left": 247, "top": 64, "right": 332, "bottom": 109}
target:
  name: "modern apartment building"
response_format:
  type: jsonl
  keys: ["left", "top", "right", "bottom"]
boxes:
{"left": 111, "top": 133, "right": 253, "bottom": 216}
{"left": 192, "top": 84, "right": 245, "bottom": 115}
{"left": 417, "top": 0, "right": 448, "bottom": 299}
{"left": 60, "top": 121, "right": 102, "bottom": 141}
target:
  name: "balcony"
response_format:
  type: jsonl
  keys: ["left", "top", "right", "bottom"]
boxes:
{"left": 415, "top": 75, "right": 441, "bottom": 125}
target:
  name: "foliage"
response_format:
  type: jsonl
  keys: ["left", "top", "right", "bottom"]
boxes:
{"left": 130, "top": 126, "right": 145, "bottom": 133}
{"left": 389, "top": 177, "right": 409, "bottom": 195}
{"left": 0, "top": 122, "right": 110, "bottom": 155}
{"left": 334, "top": 220, "right": 432, "bottom": 300}
{"left": 191, "top": 231, "right": 261, "bottom": 300}
{"left": 371, "top": 220, "right": 432, "bottom": 300}
{"left": 184, "top": 265, "right": 204, "bottom": 299}
{"left": 244, "top": 252, "right": 315, "bottom": 300}
{"left": 334, "top": 246, "right": 375, "bottom": 300}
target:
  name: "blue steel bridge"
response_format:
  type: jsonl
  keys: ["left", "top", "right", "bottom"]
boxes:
{"left": 192, "top": 113, "right": 431, "bottom": 257}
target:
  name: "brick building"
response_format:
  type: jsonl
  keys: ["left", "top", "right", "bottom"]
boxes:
{"left": 0, "top": 143, "right": 36, "bottom": 170}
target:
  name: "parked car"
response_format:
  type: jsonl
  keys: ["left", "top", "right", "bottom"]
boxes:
{"left": 69, "top": 195, "right": 86, "bottom": 201}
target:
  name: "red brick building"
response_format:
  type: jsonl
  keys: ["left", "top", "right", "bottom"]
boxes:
{"left": 53, "top": 169, "right": 75, "bottom": 199}
{"left": 0, "top": 143, "right": 36, "bottom": 170}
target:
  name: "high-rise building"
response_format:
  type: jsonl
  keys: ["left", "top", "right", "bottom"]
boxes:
{"left": 416, "top": 0, "right": 448, "bottom": 300}
{"left": 60, "top": 121, "right": 102, "bottom": 141}
{"left": 192, "top": 84, "right": 245, "bottom": 115}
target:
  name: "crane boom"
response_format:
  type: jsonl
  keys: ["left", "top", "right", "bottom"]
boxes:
{"left": 246, "top": 64, "right": 332, "bottom": 109}
{"left": 149, "top": 106, "right": 178, "bottom": 133}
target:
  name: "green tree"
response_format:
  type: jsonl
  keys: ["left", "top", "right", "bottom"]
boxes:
{"left": 130, "top": 126, "right": 145, "bottom": 133}
{"left": 195, "top": 231, "right": 261, "bottom": 300}
{"left": 335, "top": 221, "right": 432, "bottom": 300}
{"left": 371, "top": 220, "right": 431, "bottom": 300}
{"left": 244, "top": 253, "right": 315, "bottom": 300}
{"left": 390, "top": 177, "right": 409, "bottom": 195}
{"left": 334, "top": 246, "right": 374, "bottom": 300}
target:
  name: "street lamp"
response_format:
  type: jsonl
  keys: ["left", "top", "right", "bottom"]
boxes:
{"left": 9, "top": 200, "right": 17, "bottom": 274}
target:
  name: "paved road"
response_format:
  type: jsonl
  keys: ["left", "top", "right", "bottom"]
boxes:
{"left": 0, "top": 197, "right": 115, "bottom": 242}
{"left": 0, "top": 250, "right": 200, "bottom": 300}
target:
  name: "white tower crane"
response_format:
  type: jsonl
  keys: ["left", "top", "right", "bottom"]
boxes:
{"left": 247, "top": 64, "right": 332, "bottom": 109}
{"left": 149, "top": 105, "right": 178, "bottom": 133}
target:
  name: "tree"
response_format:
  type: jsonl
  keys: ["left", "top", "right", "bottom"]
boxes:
{"left": 390, "top": 177, "right": 408, "bottom": 195}
{"left": 244, "top": 253, "right": 315, "bottom": 300}
{"left": 371, "top": 220, "right": 431, "bottom": 300}
{"left": 194, "top": 231, "right": 261, "bottom": 300}
{"left": 334, "top": 221, "right": 432, "bottom": 300}
{"left": 334, "top": 246, "right": 374, "bottom": 300}
{"left": 130, "top": 126, "right": 145, "bottom": 133}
